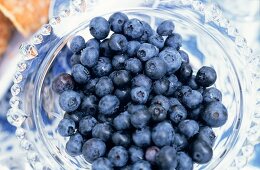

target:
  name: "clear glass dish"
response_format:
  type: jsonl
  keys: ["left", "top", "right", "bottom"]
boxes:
{"left": 6, "top": 0, "right": 260, "bottom": 169}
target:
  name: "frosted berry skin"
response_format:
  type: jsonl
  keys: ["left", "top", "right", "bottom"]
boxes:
{"left": 165, "top": 33, "right": 182, "bottom": 50}
{"left": 145, "top": 57, "right": 167, "bottom": 80}
{"left": 92, "top": 158, "right": 113, "bottom": 170}
{"left": 65, "top": 133, "right": 84, "bottom": 157}
{"left": 71, "top": 64, "right": 91, "bottom": 84}
{"left": 109, "top": 33, "right": 128, "bottom": 52}
{"left": 57, "top": 118, "right": 76, "bottom": 137}
{"left": 89, "top": 17, "right": 110, "bottom": 40}
{"left": 132, "top": 160, "right": 152, "bottom": 170}
{"left": 156, "top": 146, "right": 178, "bottom": 170}
{"left": 176, "top": 152, "right": 193, "bottom": 170}
{"left": 52, "top": 73, "right": 75, "bottom": 94}
{"left": 152, "top": 121, "right": 175, "bottom": 147}
{"left": 195, "top": 66, "right": 217, "bottom": 87}
{"left": 123, "top": 18, "right": 144, "bottom": 39}
{"left": 98, "top": 95, "right": 120, "bottom": 115}
{"left": 157, "top": 20, "right": 175, "bottom": 36}
{"left": 108, "top": 146, "right": 129, "bottom": 167}
{"left": 137, "top": 43, "right": 159, "bottom": 62}
{"left": 69, "top": 35, "right": 86, "bottom": 53}
{"left": 109, "top": 12, "right": 129, "bottom": 33}
{"left": 80, "top": 47, "right": 99, "bottom": 68}
{"left": 82, "top": 138, "right": 106, "bottom": 163}
{"left": 129, "top": 145, "right": 144, "bottom": 163}
{"left": 59, "top": 90, "right": 81, "bottom": 112}
{"left": 189, "top": 139, "right": 213, "bottom": 164}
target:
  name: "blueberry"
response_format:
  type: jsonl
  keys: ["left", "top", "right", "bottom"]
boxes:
{"left": 92, "top": 123, "right": 113, "bottom": 142}
{"left": 182, "top": 90, "right": 203, "bottom": 109}
{"left": 100, "top": 39, "right": 113, "bottom": 57}
{"left": 97, "top": 113, "right": 115, "bottom": 124}
{"left": 89, "top": 17, "right": 110, "bottom": 40}
{"left": 123, "top": 19, "right": 144, "bottom": 39}
{"left": 177, "top": 63, "right": 193, "bottom": 83}
{"left": 132, "top": 74, "right": 152, "bottom": 91}
{"left": 65, "top": 110, "right": 88, "bottom": 124}
{"left": 82, "top": 138, "right": 106, "bottom": 163}
{"left": 92, "top": 157, "right": 113, "bottom": 170}
{"left": 165, "top": 75, "right": 180, "bottom": 96}
{"left": 132, "top": 160, "right": 152, "bottom": 170}
{"left": 169, "top": 105, "right": 187, "bottom": 124}
{"left": 69, "top": 35, "right": 86, "bottom": 53}
{"left": 189, "top": 139, "right": 213, "bottom": 164}
{"left": 132, "top": 127, "right": 151, "bottom": 147}
{"left": 112, "top": 131, "right": 131, "bottom": 147}
{"left": 195, "top": 66, "right": 217, "bottom": 87}
{"left": 52, "top": 73, "right": 75, "bottom": 94}
{"left": 79, "top": 116, "right": 97, "bottom": 136}
{"left": 152, "top": 121, "right": 175, "bottom": 147}
{"left": 178, "top": 119, "right": 199, "bottom": 138}
{"left": 156, "top": 146, "right": 177, "bottom": 170}
{"left": 71, "top": 64, "right": 91, "bottom": 84}
{"left": 202, "top": 101, "right": 228, "bottom": 127}
{"left": 157, "top": 20, "right": 175, "bottom": 36}
{"left": 114, "top": 88, "right": 131, "bottom": 103}
{"left": 125, "top": 58, "right": 143, "bottom": 74}
{"left": 86, "top": 38, "right": 100, "bottom": 49}
{"left": 127, "top": 104, "right": 147, "bottom": 115}
{"left": 176, "top": 152, "right": 193, "bottom": 170}
{"left": 59, "top": 91, "right": 81, "bottom": 112}
{"left": 159, "top": 48, "right": 182, "bottom": 74}
{"left": 173, "top": 133, "right": 188, "bottom": 151}
{"left": 65, "top": 133, "right": 83, "bottom": 156}
{"left": 168, "top": 97, "right": 182, "bottom": 107}
{"left": 129, "top": 146, "right": 144, "bottom": 162}
{"left": 109, "top": 34, "right": 128, "bottom": 52}
{"left": 165, "top": 33, "right": 182, "bottom": 50}
{"left": 80, "top": 47, "right": 99, "bottom": 68}
{"left": 98, "top": 95, "right": 120, "bottom": 115}
{"left": 112, "top": 54, "right": 128, "bottom": 70}
{"left": 137, "top": 43, "right": 159, "bottom": 62}
{"left": 82, "top": 78, "right": 99, "bottom": 94}
{"left": 109, "top": 12, "right": 129, "bottom": 33}
{"left": 189, "top": 105, "right": 204, "bottom": 120}
{"left": 130, "top": 108, "right": 151, "bottom": 128}
{"left": 148, "top": 34, "right": 165, "bottom": 49}
{"left": 178, "top": 50, "right": 189, "bottom": 63}
{"left": 108, "top": 146, "right": 129, "bottom": 167}
{"left": 148, "top": 104, "right": 167, "bottom": 122}
{"left": 92, "top": 57, "right": 112, "bottom": 77}
{"left": 113, "top": 111, "right": 131, "bottom": 130}
{"left": 140, "top": 21, "right": 154, "bottom": 42}
{"left": 70, "top": 53, "right": 81, "bottom": 66}
{"left": 95, "top": 76, "right": 114, "bottom": 97}
{"left": 145, "top": 57, "right": 167, "bottom": 80}
{"left": 145, "top": 146, "right": 160, "bottom": 164}
{"left": 153, "top": 78, "right": 170, "bottom": 95}
{"left": 127, "top": 41, "right": 141, "bottom": 56}
{"left": 186, "top": 75, "right": 199, "bottom": 90}
{"left": 203, "top": 87, "right": 222, "bottom": 103}
{"left": 197, "top": 126, "right": 216, "bottom": 147}
{"left": 81, "top": 95, "right": 97, "bottom": 115}
{"left": 111, "top": 70, "right": 131, "bottom": 87}
{"left": 174, "top": 85, "right": 192, "bottom": 101}
{"left": 57, "top": 118, "right": 76, "bottom": 137}
{"left": 151, "top": 95, "right": 170, "bottom": 111}
{"left": 131, "top": 86, "right": 150, "bottom": 104}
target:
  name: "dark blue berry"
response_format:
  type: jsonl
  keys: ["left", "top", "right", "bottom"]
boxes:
{"left": 57, "top": 118, "right": 76, "bottom": 137}
{"left": 129, "top": 146, "right": 144, "bottom": 163}
{"left": 132, "top": 127, "right": 151, "bottom": 147}
{"left": 148, "top": 34, "right": 165, "bottom": 50}
{"left": 177, "top": 63, "right": 193, "bottom": 83}
{"left": 169, "top": 104, "right": 187, "bottom": 124}
{"left": 195, "top": 66, "right": 217, "bottom": 87}
{"left": 202, "top": 101, "right": 228, "bottom": 127}
{"left": 137, "top": 43, "right": 159, "bottom": 62}
{"left": 186, "top": 75, "right": 199, "bottom": 90}
{"left": 65, "top": 110, "right": 88, "bottom": 124}
{"left": 81, "top": 95, "right": 97, "bottom": 115}
{"left": 178, "top": 119, "right": 199, "bottom": 138}
{"left": 157, "top": 20, "right": 175, "bottom": 36}
{"left": 71, "top": 64, "right": 91, "bottom": 84}
{"left": 69, "top": 35, "right": 86, "bottom": 53}
{"left": 159, "top": 47, "right": 182, "bottom": 74}
{"left": 127, "top": 104, "right": 147, "bottom": 115}
{"left": 165, "top": 33, "right": 182, "bottom": 50}
{"left": 132, "top": 74, "right": 152, "bottom": 91}
{"left": 52, "top": 73, "right": 75, "bottom": 94}
{"left": 90, "top": 17, "right": 110, "bottom": 40}
{"left": 113, "top": 111, "right": 131, "bottom": 130}
{"left": 176, "top": 152, "right": 193, "bottom": 170}
{"left": 80, "top": 47, "right": 99, "bottom": 68}
{"left": 92, "top": 123, "right": 113, "bottom": 142}
{"left": 173, "top": 133, "right": 188, "bottom": 151}
{"left": 95, "top": 76, "right": 114, "bottom": 97}
{"left": 59, "top": 90, "right": 81, "bottom": 112}
{"left": 168, "top": 97, "right": 182, "bottom": 107}
{"left": 114, "top": 88, "right": 131, "bottom": 103}
{"left": 125, "top": 58, "right": 142, "bottom": 74}
{"left": 112, "top": 131, "right": 131, "bottom": 147}
{"left": 97, "top": 113, "right": 115, "bottom": 124}
{"left": 70, "top": 53, "right": 81, "bottom": 66}
{"left": 123, "top": 19, "right": 144, "bottom": 39}
{"left": 165, "top": 75, "right": 181, "bottom": 96}
{"left": 92, "top": 57, "right": 112, "bottom": 77}
{"left": 203, "top": 87, "right": 222, "bottom": 103}
{"left": 151, "top": 95, "right": 170, "bottom": 111}
{"left": 65, "top": 133, "right": 83, "bottom": 156}
{"left": 145, "top": 146, "right": 160, "bottom": 164}
{"left": 111, "top": 70, "right": 131, "bottom": 87}
{"left": 109, "top": 34, "right": 128, "bottom": 52}
{"left": 179, "top": 50, "right": 189, "bottom": 63}
{"left": 109, "top": 12, "right": 129, "bottom": 33}
{"left": 197, "top": 126, "right": 216, "bottom": 147}
{"left": 189, "top": 139, "right": 213, "bottom": 164}
{"left": 108, "top": 146, "right": 129, "bottom": 167}
{"left": 131, "top": 86, "right": 150, "bottom": 104}
{"left": 130, "top": 108, "right": 151, "bottom": 128}
{"left": 174, "top": 85, "right": 192, "bottom": 101}
{"left": 86, "top": 38, "right": 100, "bottom": 49}
{"left": 145, "top": 57, "right": 167, "bottom": 80}
{"left": 148, "top": 104, "right": 167, "bottom": 122}
{"left": 82, "top": 138, "right": 106, "bottom": 163}
{"left": 132, "top": 160, "right": 152, "bottom": 170}
{"left": 98, "top": 95, "right": 120, "bottom": 115}
{"left": 152, "top": 121, "right": 175, "bottom": 147}
{"left": 79, "top": 116, "right": 97, "bottom": 136}
{"left": 189, "top": 105, "right": 204, "bottom": 120}
{"left": 127, "top": 41, "right": 141, "bottom": 56}
{"left": 182, "top": 90, "right": 203, "bottom": 109}
{"left": 140, "top": 21, "right": 154, "bottom": 42}
{"left": 92, "top": 157, "right": 113, "bottom": 170}
{"left": 153, "top": 78, "right": 170, "bottom": 95}
{"left": 83, "top": 78, "right": 99, "bottom": 94}
{"left": 112, "top": 54, "right": 128, "bottom": 70}
{"left": 100, "top": 39, "right": 113, "bottom": 57}
{"left": 156, "top": 146, "right": 177, "bottom": 170}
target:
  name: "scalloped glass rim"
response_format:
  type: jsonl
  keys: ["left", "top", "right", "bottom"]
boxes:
{"left": 6, "top": 0, "right": 260, "bottom": 169}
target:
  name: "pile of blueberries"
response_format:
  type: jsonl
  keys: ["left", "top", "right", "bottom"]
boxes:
{"left": 53, "top": 12, "right": 228, "bottom": 170}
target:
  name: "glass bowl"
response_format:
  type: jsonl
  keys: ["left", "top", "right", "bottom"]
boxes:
{"left": 6, "top": 0, "right": 260, "bottom": 169}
